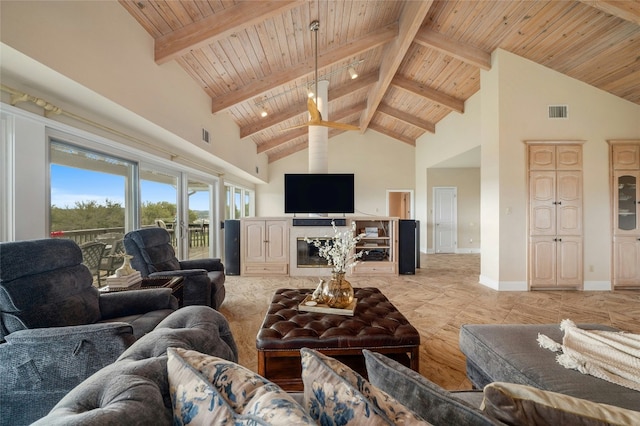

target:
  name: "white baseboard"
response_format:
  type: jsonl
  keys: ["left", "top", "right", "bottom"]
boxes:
{"left": 424, "top": 248, "right": 480, "bottom": 254}
{"left": 479, "top": 275, "right": 527, "bottom": 291}
{"left": 583, "top": 281, "right": 612, "bottom": 291}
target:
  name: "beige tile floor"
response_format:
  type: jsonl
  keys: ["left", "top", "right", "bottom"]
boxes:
{"left": 219, "top": 254, "right": 640, "bottom": 390}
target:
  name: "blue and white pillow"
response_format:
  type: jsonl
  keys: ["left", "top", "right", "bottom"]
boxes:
{"left": 301, "top": 348, "right": 430, "bottom": 425}
{"left": 167, "top": 347, "right": 314, "bottom": 425}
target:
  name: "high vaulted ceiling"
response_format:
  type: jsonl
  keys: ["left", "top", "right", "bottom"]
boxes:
{"left": 120, "top": 0, "right": 640, "bottom": 163}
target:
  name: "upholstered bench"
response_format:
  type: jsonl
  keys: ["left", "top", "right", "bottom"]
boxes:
{"left": 256, "top": 287, "right": 420, "bottom": 391}
{"left": 459, "top": 323, "right": 640, "bottom": 412}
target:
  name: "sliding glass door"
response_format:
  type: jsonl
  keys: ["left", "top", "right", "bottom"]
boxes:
{"left": 140, "top": 167, "right": 179, "bottom": 250}
{"left": 49, "top": 140, "right": 135, "bottom": 244}
{"left": 49, "top": 137, "right": 222, "bottom": 262}
{"left": 186, "top": 176, "right": 213, "bottom": 260}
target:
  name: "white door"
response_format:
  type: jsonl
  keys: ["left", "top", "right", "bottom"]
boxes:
{"left": 434, "top": 187, "right": 457, "bottom": 253}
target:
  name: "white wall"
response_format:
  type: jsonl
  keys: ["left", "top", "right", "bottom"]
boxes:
{"left": 0, "top": 0, "right": 265, "bottom": 184}
{"left": 257, "top": 130, "right": 416, "bottom": 217}
{"left": 426, "top": 168, "right": 481, "bottom": 253}
{"left": 415, "top": 92, "right": 483, "bottom": 253}
{"left": 418, "top": 49, "right": 640, "bottom": 290}
{"left": 494, "top": 49, "right": 639, "bottom": 290}
{"left": 5, "top": 112, "right": 48, "bottom": 240}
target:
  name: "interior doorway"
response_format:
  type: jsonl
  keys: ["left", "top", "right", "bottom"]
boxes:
{"left": 433, "top": 187, "right": 457, "bottom": 253}
{"left": 387, "top": 190, "right": 413, "bottom": 219}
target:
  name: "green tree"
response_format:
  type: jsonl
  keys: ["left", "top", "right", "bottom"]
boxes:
{"left": 50, "top": 199, "right": 124, "bottom": 231}
{"left": 50, "top": 199, "right": 200, "bottom": 232}
{"left": 141, "top": 201, "right": 177, "bottom": 226}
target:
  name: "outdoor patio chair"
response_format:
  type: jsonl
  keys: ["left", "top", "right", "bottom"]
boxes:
{"left": 80, "top": 241, "right": 106, "bottom": 285}
{"left": 99, "top": 237, "right": 125, "bottom": 282}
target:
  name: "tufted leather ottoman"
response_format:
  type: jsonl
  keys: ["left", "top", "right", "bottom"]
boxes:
{"left": 256, "top": 287, "right": 420, "bottom": 391}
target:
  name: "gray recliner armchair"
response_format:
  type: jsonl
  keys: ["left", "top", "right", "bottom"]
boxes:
{"left": 0, "top": 238, "right": 179, "bottom": 426}
{"left": 124, "top": 227, "right": 226, "bottom": 309}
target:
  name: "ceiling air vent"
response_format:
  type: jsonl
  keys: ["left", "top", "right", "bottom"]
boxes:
{"left": 548, "top": 105, "right": 568, "bottom": 119}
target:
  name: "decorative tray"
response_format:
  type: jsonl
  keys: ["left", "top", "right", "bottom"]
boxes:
{"left": 297, "top": 295, "right": 357, "bottom": 316}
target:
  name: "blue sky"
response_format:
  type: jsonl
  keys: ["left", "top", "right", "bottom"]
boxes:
{"left": 51, "top": 165, "right": 209, "bottom": 211}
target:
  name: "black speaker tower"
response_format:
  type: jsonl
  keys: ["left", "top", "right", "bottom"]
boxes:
{"left": 224, "top": 220, "right": 240, "bottom": 275}
{"left": 398, "top": 220, "right": 418, "bottom": 274}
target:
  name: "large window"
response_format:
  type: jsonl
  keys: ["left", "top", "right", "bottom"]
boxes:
{"left": 50, "top": 140, "right": 135, "bottom": 244}
{"left": 49, "top": 139, "right": 221, "bottom": 259}
{"left": 225, "top": 183, "right": 254, "bottom": 220}
{"left": 140, "top": 167, "right": 178, "bottom": 253}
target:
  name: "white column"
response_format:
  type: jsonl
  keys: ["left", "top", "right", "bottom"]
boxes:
{"left": 308, "top": 80, "right": 329, "bottom": 174}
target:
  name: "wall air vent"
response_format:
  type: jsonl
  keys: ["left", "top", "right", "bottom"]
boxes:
{"left": 548, "top": 105, "right": 568, "bottom": 119}
{"left": 202, "top": 128, "right": 210, "bottom": 143}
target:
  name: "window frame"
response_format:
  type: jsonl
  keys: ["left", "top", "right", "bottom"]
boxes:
{"left": 46, "top": 129, "right": 222, "bottom": 258}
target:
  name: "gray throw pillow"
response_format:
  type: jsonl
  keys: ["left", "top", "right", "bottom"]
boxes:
{"left": 363, "top": 350, "right": 500, "bottom": 426}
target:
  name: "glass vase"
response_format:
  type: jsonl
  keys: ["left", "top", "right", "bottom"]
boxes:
{"left": 322, "top": 271, "right": 354, "bottom": 309}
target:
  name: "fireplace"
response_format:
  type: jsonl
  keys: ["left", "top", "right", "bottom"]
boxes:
{"left": 289, "top": 223, "right": 349, "bottom": 276}
{"left": 297, "top": 238, "right": 330, "bottom": 268}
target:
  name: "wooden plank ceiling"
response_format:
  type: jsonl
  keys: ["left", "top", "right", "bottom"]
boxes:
{"left": 120, "top": 0, "right": 640, "bottom": 163}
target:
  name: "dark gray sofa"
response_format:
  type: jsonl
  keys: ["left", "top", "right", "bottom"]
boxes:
{"left": 459, "top": 323, "right": 640, "bottom": 412}
{"left": 33, "top": 305, "right": 238, "bottom": 425}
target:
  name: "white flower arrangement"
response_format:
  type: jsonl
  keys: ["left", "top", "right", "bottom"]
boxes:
{"left": 304, "top": 220, "right": 366, "bottom": 274}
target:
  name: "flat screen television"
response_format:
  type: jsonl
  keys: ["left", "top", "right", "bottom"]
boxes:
{"left": 284, "top": 173, "right": 354, "bottom": 214}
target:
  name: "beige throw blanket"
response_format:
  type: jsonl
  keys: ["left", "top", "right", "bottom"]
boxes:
{"left": 537, "top": 319, "right": 640, "bottom": 392}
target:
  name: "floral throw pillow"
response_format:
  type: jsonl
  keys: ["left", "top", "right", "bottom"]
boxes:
{"left": 167, "top": 347, "right": 315, "bottom": 426}
{"left": 300, "top": 348, "right": 431, "bottom": 425}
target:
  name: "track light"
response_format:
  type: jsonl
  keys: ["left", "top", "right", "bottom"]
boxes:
{"left": 348, "top": 66, "right": 358, "bottom": 79}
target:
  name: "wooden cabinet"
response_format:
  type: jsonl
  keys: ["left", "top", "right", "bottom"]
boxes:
{"left": 529, "top": 144, "right": 582, "bottom": 171}
{"left": 529, "top": 236, "right": 583, "bottom": 287}
{"left": 527, "top": 143, "right": 583, "bottom": 289}
{"left": 613, "top": 171, "right": 639, "bottom": 235}
{"left": 609, "top": 140, "right": 640, "bottom": 288}
{"left": 241, "top": 219, "right": 288, "bottom": 276}
{"left": 351, "top": 218, "right": 398, "bottom": 275}
{"left": 612, "top": 144, "right": 640, "bottom": 170}
{"left": 613, "top": 236, "right": 640, "bottom": 286}
{"left": 529, "top": 171, "right": 582, "bottom": 236}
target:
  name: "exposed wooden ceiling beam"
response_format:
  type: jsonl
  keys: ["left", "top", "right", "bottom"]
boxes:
{"left": 579, "top": 0, "right": 640, "bottom": 25}
{"left": 240, "top": 71, "right": 378, "bottom": 139}
{"left": 327, "top": 71, "right": 379, "bottom": 104}
{"left": 257, "top": 128, "right": 307, "bottom": 154}
{"left": 358, "top": 0, "right": 434, "bottom": 132}
{"left": 392, "top": 75, "right": 465, "bottom": 113}
{"left": 257, "top": 102, "right": 366, "bottom": 154}
{"left": 154, "top": 1, "right": 304, "bottom": 64}
{"left": 268, "top": 126, "right": 352, "bottom": 163}
{"left": 211, "top": 24, "right": 398, "bottom": 113}
{"left": 377, "top": 104, "right": 436, "bottom": 133}
{"left": 414, "top": 29, "right": 491, "bottom": 71}
{"left": 368, "top": 123, "right": 416, "bottom": 146}
{"left": 267, "top": 143, "right": 308, "bottom": 164}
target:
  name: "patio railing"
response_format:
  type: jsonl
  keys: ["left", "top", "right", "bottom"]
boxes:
{"left": 50, "top": 226, "right": 209, "bottom": 247}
